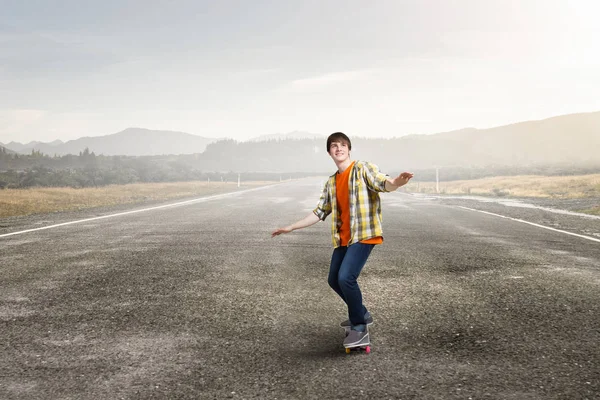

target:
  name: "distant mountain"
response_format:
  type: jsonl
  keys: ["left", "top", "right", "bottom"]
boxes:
{"left": 2, "top": 140, "right": 61, "bottom": 153}
{"left": 4, "top": 111, "right": 599, "bottom": 168}
{"left": 347, "top": 111, "right": 600, "bottom": 172}
{"left": 191, "top": 111, "right": 600, "bottom": 173}
{"left": 6, "top": 128, "right": 218, "bottom": 156}
{"left": 416, "top": 111, "right": 598, "bottom": 166}
{"left": 247, "top": 130, "right": 325, "bottom": 142}
{"left": 0, "top": 145, "right": 16, "bottom": 155}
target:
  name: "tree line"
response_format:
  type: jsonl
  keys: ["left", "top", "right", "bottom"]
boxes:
{"left": 0, "top": 146, "right": 307, "bottom": 189}
{"left": 1, "top": 140, "right": 598, "bottom": 189}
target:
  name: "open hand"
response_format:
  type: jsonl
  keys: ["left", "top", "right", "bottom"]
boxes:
{"left": 271, "top": 226, "right": 293, "bottom": 237}
{"left": 390, "top": 172, "right": 414, "bottom": 188}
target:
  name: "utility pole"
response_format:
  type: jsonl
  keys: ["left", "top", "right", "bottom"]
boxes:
{"left": 238, "top": 173, "right": 241, "bottom": 188}
{"left": 436, "top": 167, "right": 439, "bottom": 194}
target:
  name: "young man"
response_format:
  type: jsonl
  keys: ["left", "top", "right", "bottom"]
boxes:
{"left": 271, "top": 132, "right": 414, "bottom": 347}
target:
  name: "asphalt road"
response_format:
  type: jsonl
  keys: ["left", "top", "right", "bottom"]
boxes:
{"left": 1, "top": 178, "right": 599, "bottom": 400}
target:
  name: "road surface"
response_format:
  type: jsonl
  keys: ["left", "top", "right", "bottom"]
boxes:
{"left": 1, "top": 178, "right": 598, "bottom": 399}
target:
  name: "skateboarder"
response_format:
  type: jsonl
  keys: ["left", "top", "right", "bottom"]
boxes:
{"left": 271, "top": 132, "right": 413, "bottom": 349}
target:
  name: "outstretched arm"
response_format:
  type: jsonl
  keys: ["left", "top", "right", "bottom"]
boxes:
{"left": 385, "top": 172, "right": 414, "bottom": 192}
{"left": 271, "top": 212, "right": 321, "bottom": 237}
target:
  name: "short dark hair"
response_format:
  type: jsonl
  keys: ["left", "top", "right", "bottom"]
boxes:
{"left": 326, "top": 132, "right": 352, "bottom": 152}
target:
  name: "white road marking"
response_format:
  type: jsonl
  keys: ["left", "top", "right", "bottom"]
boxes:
{"left": 0, "top": 185, "right": 274, "bottom": 239}
{"left": 457, "top": 206, "right": 600, "bottom": 244}
{"left": 421, "top": 194, "right": 600, "bottom": 220}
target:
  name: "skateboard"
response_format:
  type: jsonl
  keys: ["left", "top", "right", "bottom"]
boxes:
{"left": 343, "top": 327, "right": 371, "bottom": 354}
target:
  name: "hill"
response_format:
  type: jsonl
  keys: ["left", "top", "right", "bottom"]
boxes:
{"left": 188, "top": 111, "right": 600, "bottom": 174}
{"left": 350, "top": 111, "right": 600, "bottom": 171}
{"left": 2, "top": 111, "right": 598, "bottom": 188}
{"left": 5, "top": 128, "right": 217, "bottom": 156}
{"left": 3, "top": 111, "right": 599, "bottom": 173}
{"left": 0, "top": 145, "right": 16, "bottom": 155}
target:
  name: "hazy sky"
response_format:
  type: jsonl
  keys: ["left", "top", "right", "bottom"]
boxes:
{"left": 1, "top": 0, "right": 599, "bottom": 144}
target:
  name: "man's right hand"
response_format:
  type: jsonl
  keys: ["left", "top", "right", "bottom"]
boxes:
{"left": 271, "top": 227, "right": 293, "bottom": 237}
{"left": 271, "top": 213, "right": 320, "bottom": 238}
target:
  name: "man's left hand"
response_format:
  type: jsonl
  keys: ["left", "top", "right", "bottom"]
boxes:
{"left": 390, "top": 172, "right": 414, "bottom": 188}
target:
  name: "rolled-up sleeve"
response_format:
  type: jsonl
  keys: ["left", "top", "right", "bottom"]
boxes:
{"left": 313, "top": 181, "right": 332, "bottom": 220}
{"left": 362, "top": 162, "right": 389, "bottom": 192}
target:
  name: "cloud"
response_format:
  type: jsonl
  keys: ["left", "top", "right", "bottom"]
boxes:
{"left": 232, "top": 68, "right": 281, "bottom": 78}
{"left": 0, "top": 109, "right": 47, "bottom": 142}
{"left": 0, "top": 109, "right": 102, "bottom": 143}
{"left": 280, "top": 69, "right": 377, "bottom": 93}
{"left": 0, "top": 108, "right": 47, "bottom": 126}
{"left": 0, "top": 30, "right": 125, "bottom": 79}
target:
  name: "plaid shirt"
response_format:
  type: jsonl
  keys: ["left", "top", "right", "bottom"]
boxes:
{"left": 313, "top": 161, "right": 390, "bottom": 248}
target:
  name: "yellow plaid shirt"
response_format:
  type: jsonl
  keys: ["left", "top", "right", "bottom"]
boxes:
{"left": 313, "top": 161, "right": 390, "bottom": 248}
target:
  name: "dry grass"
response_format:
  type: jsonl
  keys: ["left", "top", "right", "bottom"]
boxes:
{"left": 405, "top": 174, "right": 600, "bottom": 199}
{"left": 0, "top": 181, "right": 276, "bottom": 218}
{"left": 578, "top": 205, "right": 600, "bottom": 216}
{"left": 4, "top": 175, "right": 599, "bottom": 219}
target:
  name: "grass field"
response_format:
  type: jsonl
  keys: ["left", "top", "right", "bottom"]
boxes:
{"left": 0, "top": 181, "right": 276, "bottom": 218}
{"left": 2, "top": 174, "right": 599, "bottom": 218}
{"left": 405, "top": 173, "right": 600, "bottom": 198}
{"left": 404, "top": 173, "right": 600, "bottom": 215}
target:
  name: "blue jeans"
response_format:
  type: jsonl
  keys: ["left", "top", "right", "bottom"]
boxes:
{"left": 328, "top": 242, "right": 375, "bottom": 330}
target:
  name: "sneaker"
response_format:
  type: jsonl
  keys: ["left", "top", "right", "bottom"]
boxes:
{"left": 340, "top": 311, "right": 373, "bottom": 328}
{"left": 343, "top": 329, "right": 370, "bottom": 347}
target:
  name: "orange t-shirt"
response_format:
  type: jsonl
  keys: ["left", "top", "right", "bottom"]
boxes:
{"left": 335, "top": 162, "right": 383, "bottom": 246}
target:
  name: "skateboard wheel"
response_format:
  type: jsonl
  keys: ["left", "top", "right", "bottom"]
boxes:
{"left": 365, "top": 346, "right": 371, "bottom": 354}
{"left": 345, "top": 348, "right": 351, "bottom": 354}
